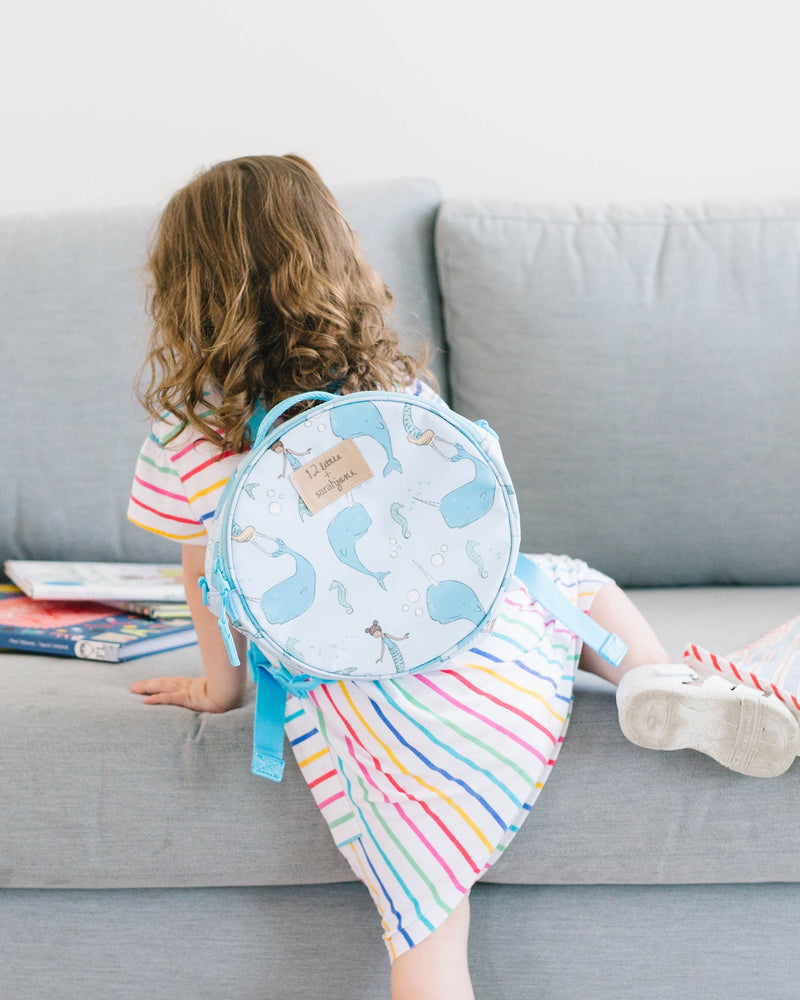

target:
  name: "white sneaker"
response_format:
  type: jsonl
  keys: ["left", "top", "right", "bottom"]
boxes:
{"left": 616, "top": 663, "right": 800, "bottom": 778}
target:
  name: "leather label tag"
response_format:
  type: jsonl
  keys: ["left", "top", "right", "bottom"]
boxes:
{"left": 290, "top": 438, "right": 373, "bottom": 514}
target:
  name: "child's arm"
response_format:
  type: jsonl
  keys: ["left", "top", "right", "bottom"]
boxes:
{"left": 130, "top": 544, "right": 248, "bottom": 713}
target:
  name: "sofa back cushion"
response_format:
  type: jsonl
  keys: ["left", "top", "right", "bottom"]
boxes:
{"left": 436, "top": 199, "right": 800, "bottom": 587}
{"left": 0, "top": 180, "right": 443, "bottom": 565}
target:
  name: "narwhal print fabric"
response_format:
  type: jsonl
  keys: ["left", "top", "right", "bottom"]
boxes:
{"left": 204, "top": 390, "right": 520, "bottom": 681}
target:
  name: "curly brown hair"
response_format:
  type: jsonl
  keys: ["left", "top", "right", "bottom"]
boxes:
{"left": 139, "top": 154, "right": 431, "bottom": 452}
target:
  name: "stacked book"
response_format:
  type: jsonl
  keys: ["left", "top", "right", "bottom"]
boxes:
{"left": 0, "top": 561, "right": 197, "bottom": 662}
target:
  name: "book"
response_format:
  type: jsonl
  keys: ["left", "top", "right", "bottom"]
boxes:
{"left": 684, "top": 614, "right": 800, "bottom": 714}
{"left": 3, "top": 560, "right": 186, "bottom": 602}
{"left": 102, "top": 600, "right": 192, "bottom": 620}
{"left": 0, "top": 585, "right": 197, "bottom": 662}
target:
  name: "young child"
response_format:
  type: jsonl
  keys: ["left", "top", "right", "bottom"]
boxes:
{"left": 127, "top": 154, "right": 800, "bottom": 1000}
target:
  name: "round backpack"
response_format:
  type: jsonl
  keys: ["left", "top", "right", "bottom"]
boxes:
{"left": 204, "top": 389, "right": 521, "bottom": 683}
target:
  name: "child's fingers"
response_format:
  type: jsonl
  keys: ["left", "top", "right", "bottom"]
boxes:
{"left": 141, "top": 690, "right": 190, "bottom": 707}
{"left": 131, "top": 676, "right": 186, "bottom": 694}
{"left": 131, "top": 676, "right": 206, "bottom": 711}
{"left": 131, "top": 677, "right": 192, "bottom": 706}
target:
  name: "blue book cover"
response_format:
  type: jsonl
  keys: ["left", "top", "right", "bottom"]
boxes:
{"left": 0, "top": 585, "right": 197, "bottom": 662}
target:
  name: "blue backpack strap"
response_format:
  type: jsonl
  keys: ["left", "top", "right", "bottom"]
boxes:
{"left": 514, "top": 555, "right": 628, "bottom": 667}
{"left": 248, "top": 646, "right": 325, "bottom": 782}
{"left": 249, "top": 646, "right": 287, "bottom": 782}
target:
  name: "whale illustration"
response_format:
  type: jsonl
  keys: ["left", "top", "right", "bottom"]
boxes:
{"left": 439, "top": 444, "right": 496, "bottom": 528}
{"left": 330, "top": 400, "right": 402, "bottom": 476}
{"left": 327, "top": 503, "right": 390, "bottom": 589}
{"left": 426, "top": 579, "right": 485, "bottom": 626}
{"left": 260, "top": 538, "right": 316, "bottom": 624}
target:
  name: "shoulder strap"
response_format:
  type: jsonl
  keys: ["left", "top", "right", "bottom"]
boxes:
{"left": 514, "top": 555, "right": 627, "bottom": 667}
{"left": 251, "top": 657, "right": 287, "bottom": 782}
{"left": 249, "top": 646, "right": 323, "bottom": 782}
{"left": 252, "top": 391, "right": 337, "bottom": 448}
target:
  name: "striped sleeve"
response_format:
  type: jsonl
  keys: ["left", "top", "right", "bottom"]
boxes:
{"left": 127, "top": 415, "right": 246, "bottom": 545}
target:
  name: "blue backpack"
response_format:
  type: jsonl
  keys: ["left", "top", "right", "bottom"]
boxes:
{"left": 202, "top": 389, "right": 626, "bottom": 780}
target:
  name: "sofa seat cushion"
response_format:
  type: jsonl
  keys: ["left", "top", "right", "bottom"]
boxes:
{"left": 2, "top": 585, "right": 799, "bottom": 890}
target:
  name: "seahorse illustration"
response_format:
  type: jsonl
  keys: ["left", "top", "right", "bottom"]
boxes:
{"left": 389, "top": 502, "right": 411, "bottom": 539}
{"left": 402, "top": 403, "right": 451, "bottom": 458}
{"left": 327, "top": 503, "right": 390, "bottom": 589}
{"left": 329, "top": 580, "right": 354, "bottom": 614}
{"left": 330, "top": 400, "right": 401, "bottom": 476}
{"left": 260, "top": 538, "right": 316, "bottom": 625}
{"left": 365, "top": 620, "right": 409, "bottom": 672}
{"left": 413, "top": 560, "right": 485, "bottom": 626}
{"left": 465, "top": 539, "right": 489, "bottom": 578}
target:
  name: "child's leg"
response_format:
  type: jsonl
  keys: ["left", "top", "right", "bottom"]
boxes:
{"left": 390, "top": 896, "right": 475, "bottom": 1000}
{"left": 578, "top": 582, "right": 670, "bottom": 683}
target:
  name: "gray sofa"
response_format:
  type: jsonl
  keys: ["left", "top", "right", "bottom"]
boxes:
{"left": 2, "top": 180, "right": 799, "bottom": 1000}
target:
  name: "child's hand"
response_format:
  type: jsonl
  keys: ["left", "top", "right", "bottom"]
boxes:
{"left": 131, "top": 545, "right": 249, "bottom": 714}
{"left": 130, "top": 674, "right": 241, "bottom": 713}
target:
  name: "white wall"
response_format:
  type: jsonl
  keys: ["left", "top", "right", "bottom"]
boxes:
{"left": 4, "top": 0, "right": 800, "bottom": 213}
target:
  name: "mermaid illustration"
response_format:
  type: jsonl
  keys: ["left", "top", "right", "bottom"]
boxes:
{"left": 270, "top": 439, "right": 312, "bottom": 520}
{"left": 270, "top": 439, "right": 312, "bottom": 478}
{"left": 402, "top": 403, "right": 452, "bottom": 458}
{"left": 365, "top": 620, "right": 410, "bottom": 671}
{"left": 232, "top": 523, "right": 271, "bottom": 553}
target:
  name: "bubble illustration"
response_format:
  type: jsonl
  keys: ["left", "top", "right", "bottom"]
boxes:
{"left": 268, "top": 502, "right": 282, "bottom": 515}
{"left": 431, "top": 553, "right": 444, "bottom": 568}
{"left": 407, "top": 589, "right": 420, "bottom": 603}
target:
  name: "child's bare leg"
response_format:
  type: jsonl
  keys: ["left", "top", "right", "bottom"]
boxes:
{"left": 390, "top": 896, "right": 474, "bottom": 1000}
{"left": 579, "top": 582, "right": 670, "bottom": 685}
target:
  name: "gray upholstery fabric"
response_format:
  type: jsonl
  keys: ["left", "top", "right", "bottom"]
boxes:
{"left": 336, "top": 179, "right": 447, "bottom": 394}
{"left": 3, "top": 882, "right": 798, "bottom": 1000}
{"left": 0, "top": 179, "right": 444, "bottom": 567}
{"left": 3, "top": 585, "right": 798, "bottom": 891}
{"left": 435, "top": 199, "right": 800, "bottom": 587}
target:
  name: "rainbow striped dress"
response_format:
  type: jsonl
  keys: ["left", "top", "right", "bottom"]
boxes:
{"left": 127, "top": 383, "right": 611, "bottom": 960}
